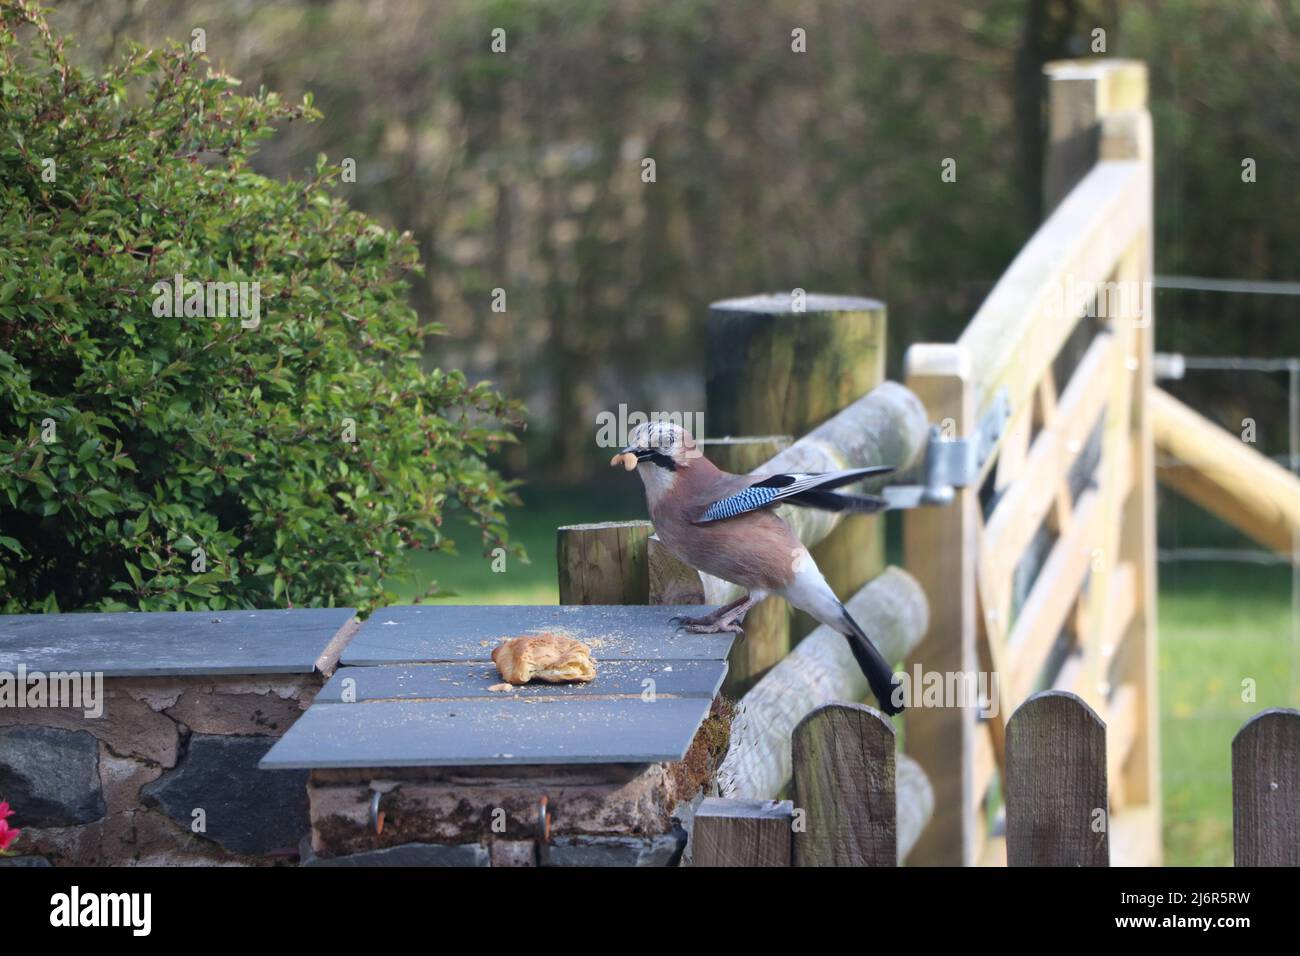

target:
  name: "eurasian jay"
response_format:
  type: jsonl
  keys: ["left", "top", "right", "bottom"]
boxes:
{"left": 612, "top": 421, "right": 904, "bottom": 715}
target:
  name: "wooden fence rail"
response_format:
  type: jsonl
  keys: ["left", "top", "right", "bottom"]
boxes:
{"left": 1151, "top": 386, "right": 1300, "bottom": 555}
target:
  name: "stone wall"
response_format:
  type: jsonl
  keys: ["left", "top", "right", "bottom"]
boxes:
{"left": 300, "top": 697, "right": 732, "bottom": 867}
{"left": 0, "top": 674, "right": 321, "bottom": 865}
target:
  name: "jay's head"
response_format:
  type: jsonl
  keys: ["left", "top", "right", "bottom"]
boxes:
{"left": 609, "top": 422, "right": 701, "bottom": 484}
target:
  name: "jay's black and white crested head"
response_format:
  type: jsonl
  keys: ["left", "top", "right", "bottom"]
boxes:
{"left": 610, "top": 421, "right": 701, "bottom": 472}
{"left": 609, "top": 420, "right": 707, "bottom": 505}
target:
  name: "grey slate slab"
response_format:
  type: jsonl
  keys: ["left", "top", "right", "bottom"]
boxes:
{"left": 260, "top": 695, "right": 713, "bottom": 768}
{"left": 314, "top": 659, "right": 728, "bottom": 703}
{"left": 547, "top": 831, "right": 686, "bottom": 867}
{"left": 302, "top": 842, "right": 489, "bottom": 867}
{"left": 0, "top": 608, "right": 356, "bottom": 677}
{"left": 341, "top": 604, "right": 731, "bottom": 666}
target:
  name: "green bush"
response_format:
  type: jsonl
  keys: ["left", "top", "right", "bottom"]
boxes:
{"left": 0, "top": 1, "right": 524, "bottom": 614}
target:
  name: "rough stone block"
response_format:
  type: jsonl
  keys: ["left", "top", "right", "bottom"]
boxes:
{"left": 165, "top": 689, "right": 305, "bottom": 736}
{"left": 142, "top": 734, "right": 308, "bottom": 855}
{"left": 0, "top": 688, "right": 179, "bottom": 767}
{"left": 0, "top": 725, "right": 106, "bottom": 827}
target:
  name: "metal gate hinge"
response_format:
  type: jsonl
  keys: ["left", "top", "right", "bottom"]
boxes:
{"left": 882, "top": 389, "right": 1011, "bottom": 510}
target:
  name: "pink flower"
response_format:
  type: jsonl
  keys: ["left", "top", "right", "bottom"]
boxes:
{"left": 0, "top": 819, "right": 20, "bottom": 853}
{"left": 0, "top": 800, "right": 13, "bottom": 820}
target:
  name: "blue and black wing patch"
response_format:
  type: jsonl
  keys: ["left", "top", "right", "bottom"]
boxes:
{"left": 698, "top": 484, "right": 784, "bottom": 522}
{"left": 695, "top": 465, "right": 893, "bottom": 524}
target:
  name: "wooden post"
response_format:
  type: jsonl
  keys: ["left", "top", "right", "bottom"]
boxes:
{"left": 1036, "top": 57, "right": 1160, "bottom": 864}
{"left": 1043, "top": 60, "right": 1148, "bottom": 212}
{"left": 693, "top": 798, "right": 794, "bottom": 867}
{"left": 1005, "top": 691, "right": 1109, "bottom": 867}
{"left": 903, "top": 343, "right": 979, "bottom": 866}
{"left": 646, "top": 535, "right": 705, "bottom": 606}
{"left": 702, "top": 436, "right": 791, "bottom": 475}
{"left": 708, "top": 293, "right": 888, "bottom": 680}
{"left": 556, "top": 521, "right": 651, "bottom": 605}
{"left": 1232, "top": 709, "right": 1300, "bottom": 867}
{"left": 792, "top": 703, "right": 896, "bottom": 867}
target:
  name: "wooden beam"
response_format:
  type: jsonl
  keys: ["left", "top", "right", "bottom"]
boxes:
{"left": 903, "top": 343, "right": 979, "bottom": 866}
{"left": 1105, "top": 682, "right": 1140, "bottom": 811}
{"left": 957, "top": 160, "right": 1144, "bottom": 451}
{"left": 1099, "top": 562, "right": 1137, "bottom": 673}
{"left": 692, "top": 798, "right": 793, "bottom": 867}
{"left": 556, "top": 521, "right": 651, "bottom": 605}
{"left": 1152, "top": 386, "right": 1300, "bottom": 555}
{"left": 701, "top": 436, "right": 791, "bottom": 475}
{"left": 973, "top": 709, "right": 998, "bottom": 817}
{"left": 707, "top": 294, "right": 887, "bottom": 443}
{"left": 1007, "top": 487, "right": 1099, "bottom": 703}
{"left": 1043, "top": 60, "right": 1148, "bottom": 211}
{"left": 981, "top": 329, "right": 1117, "bottom": 596}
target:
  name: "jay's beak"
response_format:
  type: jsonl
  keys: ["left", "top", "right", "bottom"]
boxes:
{"left": 609, "top": 446, "right": 652, "bottom": 471}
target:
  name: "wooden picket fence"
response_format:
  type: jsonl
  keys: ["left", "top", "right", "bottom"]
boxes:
{"left": 694, "top": 697, "right": 1300, "bottom": 867}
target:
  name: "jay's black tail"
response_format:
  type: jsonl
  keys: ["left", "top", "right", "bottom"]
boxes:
{"left": 838, "top": 604, "right": 905, "bottom": 716}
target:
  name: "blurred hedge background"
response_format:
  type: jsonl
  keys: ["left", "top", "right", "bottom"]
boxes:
{"left": 27, "top": 0, "right": 1300, "bottom": 866}
{"left": 44, "top": 0, "right": 1299, "bottom": 482}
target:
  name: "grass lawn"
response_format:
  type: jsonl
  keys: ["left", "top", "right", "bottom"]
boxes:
{"left": 387, "top": 483, "right": 1298, "bottom": 866}
{"left": 384, "top": 481, "right": 645, "bottom": 605}
{"left": 1158, "top": 560, "right": 1295, "bottom": 865}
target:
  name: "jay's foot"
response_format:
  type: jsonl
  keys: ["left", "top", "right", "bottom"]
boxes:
{"left": 669, "top": 610, "right": 724, "bottom": 627}
{"left": 669, "top": 594, "right": 755, "bottom": 638}
{"left": 676, "top": 619, "right": 744, "bottom": 636}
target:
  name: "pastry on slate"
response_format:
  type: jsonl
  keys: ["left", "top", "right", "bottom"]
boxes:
{"left": 491, "top": 634, "right": 597, "bottom": 685}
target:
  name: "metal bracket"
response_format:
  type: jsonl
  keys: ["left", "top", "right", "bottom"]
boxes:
{"left": 535, "top": 795, "right": 553, "bottom": 867}
{"left": 883, "top": 388, "right": 1011, "bottom": 510}
{"left": 368, "top": 780, "right": 402, "bottom": 837}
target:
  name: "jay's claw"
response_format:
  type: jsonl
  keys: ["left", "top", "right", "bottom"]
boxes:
{"left": 669, "top": 612, "right": 718, "bottom": 627}
{"left": 677, "top": 620, "right": 744, "bottom": 636}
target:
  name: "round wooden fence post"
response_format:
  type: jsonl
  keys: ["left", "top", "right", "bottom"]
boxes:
{"left": 556, "top": 521, "right": 651, "bottom": 605}
{"left": 707, "top": 293, "right": 888, "bottom": 690}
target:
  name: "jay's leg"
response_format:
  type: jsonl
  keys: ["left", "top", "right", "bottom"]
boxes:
{"left": 669, "top": 594, "right": 748, "bottom": 628}
{"left": 673, "top": 593, "right": 759, "bottom": 635}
